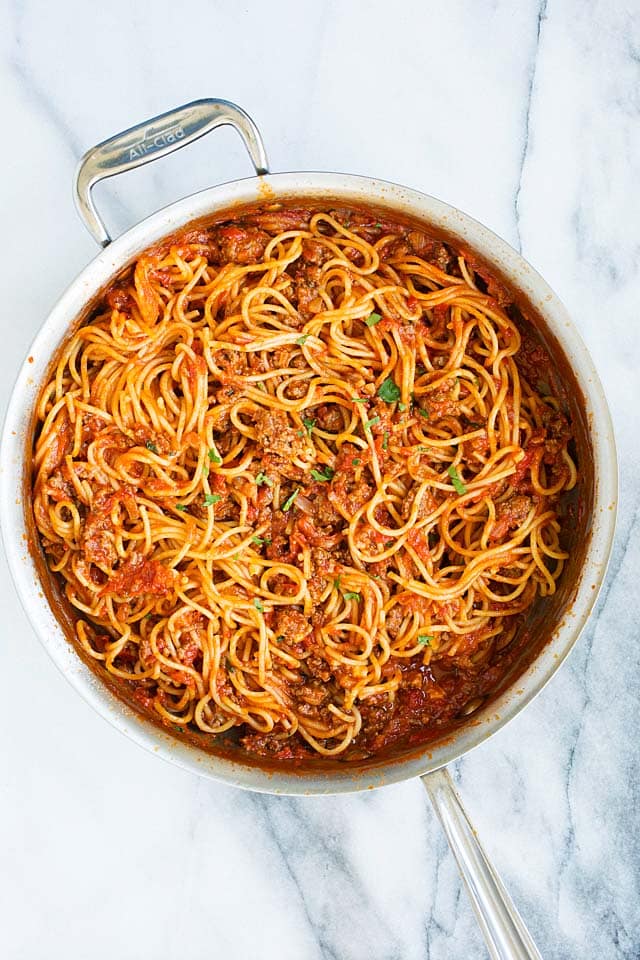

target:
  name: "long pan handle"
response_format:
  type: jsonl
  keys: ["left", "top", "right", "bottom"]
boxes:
{"left": 422, "top": 767, "right": 543, "bottom": 960}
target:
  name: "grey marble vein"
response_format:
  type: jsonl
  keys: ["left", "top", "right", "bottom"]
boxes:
{"left": 514, "top": 0, "right": 548, "bottom": 253}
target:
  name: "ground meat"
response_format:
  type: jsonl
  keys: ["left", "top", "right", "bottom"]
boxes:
{"left": 216, "top": 225, "right": 270, "bottom": 264}
{"left": 106, "top": 284, "right": 136, "bottom": 314}
{"left": 385, "top": 606, "right": 405, "bottom": 638}
{"left": 82, "top": 485, "right": 137, "bottom": 567}
{"left": 44, "top": 468, "right": 75, "bottom": 503}
{"left": 463, "top": 428, "right": 489, "bottom": 461}
{"left": 489, "top": 495, "right": 532, "bottom": 543}
{"left": 407, "top": 231, "right": 452, "bottom": 271}
{"left": 421, "top": 384, "right": 458, "bottom": 420}
{"left": 241, "top": 731, "right": 313, "bottom": 760}
{"left": 296, "top": 680, "right": 330, "bottom": 707}
{"left": 245, "top": 209, "right": 312, "bottom": 233}
{"left": 305, "top": 654, "right": 332, "bottom": 682}
{"left": 290, "top": 265, "right": 324, "bottom": 320}
{"left": 274, "top": 608, "right": 311, "bottom": 643}
{"left": 301, "top": 238, "right": 331, "bottom": 264}
{"left": 255, "top": 409, "right": 308, "bottom": 460}
{"left": 314, "top": 403, "right": 345, "bottom": 432}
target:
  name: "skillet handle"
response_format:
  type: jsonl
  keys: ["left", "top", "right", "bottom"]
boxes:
{"left": 422, "top": 767, "right": 543, "bottom": 960}
{"left": 74, "top": 98, "right": 269, "bottom": 247}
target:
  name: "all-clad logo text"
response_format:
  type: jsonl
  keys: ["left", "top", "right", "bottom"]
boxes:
{"left": 128, "top": 123, "right": 185, "bottom": 160}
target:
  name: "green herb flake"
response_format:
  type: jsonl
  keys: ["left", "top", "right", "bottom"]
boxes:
{"left": 447, "top": 465, "right": 467, "bottom": 495}
{"left": 333, "top": 576, "right": 342, "bottom": 590}
{"left": 382, "top": 431, "right": 389, "bottom": 451}
{"left": 375, "top": 222, "right": 382, "bottom": 228}
{"left": 364, "top": 415, "right": 380, "bottom": 432}
{"left": 145, "top": 440, "right": 158, "bottom": 454}
{"left": 351, "top": 397, "right": 368, "bottom": 404}
{"left": 256, "top": 472, "right": 273, "bottom": 487}
{"left": 419, "top": 407, "right": 430, "bottom": 419}
{"left": 352, "top": 458, "right": 361, "bottom": 466}
{"left": 343, "top": 591, "right": 361, "bottom": 602}
{"left": 173, "top": 724, "right": 185, "bottom": 733}
{"left": 204, "top": 494, "right": 222, "bottom": 506}
{"left": 254, "top": 598, "right": 264, "bottom": 613}
{"left": 365, "top": 312, "right": 382, "bottom": 327}
{"left": 417, "top": 634, "right": 435, "bottom": 647}
{"left": 251, "top": 535, "right": 271, "bottom": 546}
{"left": 275, "top": 635, "right": 285, "bottom": 643}
{"left": 297, "top": 429, "right": 305, "bottom": 438}
{"left": 176, "top": 504, "right": 188, "bottom": 512}
{"left": 398, "top": 401, "right": 407, "bottom": 412}
{"left": 202, "top": 465, "right": 209, "bottom": 477}
{"left": 310, "top": 466, "right": 335, "bottom": 483}
{"left": 208, "top": 445, "right": 222, "bottom": 464}
{"left": 377, "top": 377, "right": 401, "bottom": 403}
{"left": 281, "top": 487, "right": 300, "bottom": 512}
{"left": 303, "top": 417, "right": 315, "bottom": 437}
{"left": 296, "top": 334, "right": 309, "bottom": 345}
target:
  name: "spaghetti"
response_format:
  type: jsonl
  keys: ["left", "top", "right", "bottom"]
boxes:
{"left": 32, "top": 206, "right": 577, "bottom": 760}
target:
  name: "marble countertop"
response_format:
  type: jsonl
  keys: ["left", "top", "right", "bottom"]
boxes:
{"left": 1, "top": 1, "right": 638, "bottom": 957}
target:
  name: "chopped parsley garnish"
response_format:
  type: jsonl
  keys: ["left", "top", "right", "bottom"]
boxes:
{"left": 364, "top": 415, "right": 380, "bottom": 432}
{"left": 365, "top": 312, "right": 382, "bottom": 327}
{"left": 351, "top": 397, "right": 368, "bottom": 403}
{"left": 447, "top": 465, "right": 467, "bottom": 495}
{"left": 173, "top": 724, "right": 184, "bottom": 733}
{"left": 204, "top": 494, "right": 222, "bottom": 506}
{"left": 375, "top": 222, "right": 382, "bottom": 228}
{"left": 176, "top": 504, "right": 188, "bottom": 512}
{"left": 419, "top": 407, "right": 430, "bottom": 419}
{"left": 281, "top": 487, "right": 300, "bottom": 512}
{"left": 382, "top": 431, "right": 389, "bottom": 451}
{"left": 145, "top": 440, "right": 158, "bottom": 454}
{"left": 377, "top": 377, "right": 401, "bottom": 403}
{"left": 256, "top": 472, "right": 273, "bottom": 487}
{"left": 310, "top": 466, "right": 334, "bottom": 483}
{"left": 398, "top": 402, "right": 407, "bottom": 412}
{"left": 296, "top": 334, "right": 309, "bottom": 345}
{"left": 275, "top": 635, "right": 285, "bottom": 643}
{"left": 333, "top": 576, "right": 342, "bottom": 590}
{"left": 352, "top": 458, "right": 361, "bottom": 466}
{"left": 202, "top": 465, "right": 209, "bottom": 477}
{"left": 251, "top": 535, "right": 271, "bottom": 545}
{"left": 418, "top": 635, "right": 435, "bottom": 646}
{"left": 297, "top": 429, "right": 304, "bottom": 438}
{"left": 254, "top": 598, "right": 264, "bottom": 613}
{"left": 208, "top": 445, "right": 222, "bottom": 464}
{"left": 343, "top": 591, "right": 361, "bottom": 602}
{"left": 303, "top": 417, "right": 315, "bottom": 437}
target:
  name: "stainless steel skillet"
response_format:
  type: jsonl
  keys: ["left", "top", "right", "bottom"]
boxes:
{"left": 0, "top": 98, "right": 617, "bottom": 960}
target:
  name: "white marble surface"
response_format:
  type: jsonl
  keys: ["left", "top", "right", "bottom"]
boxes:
{"left": 1, "top": 1, "right": 638, "bottom": 957}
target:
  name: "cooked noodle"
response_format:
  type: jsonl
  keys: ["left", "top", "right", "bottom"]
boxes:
{"left": 32, "top": 206, "right": 577, "bottom": 760}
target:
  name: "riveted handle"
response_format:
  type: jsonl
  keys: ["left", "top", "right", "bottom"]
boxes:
{"left": 74, "top": 98, "right": 269, "bottom": 247}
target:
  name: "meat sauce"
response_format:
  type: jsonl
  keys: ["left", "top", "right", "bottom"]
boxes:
{"left": 30, "top": 201, "right": 584, "bottom": 767}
